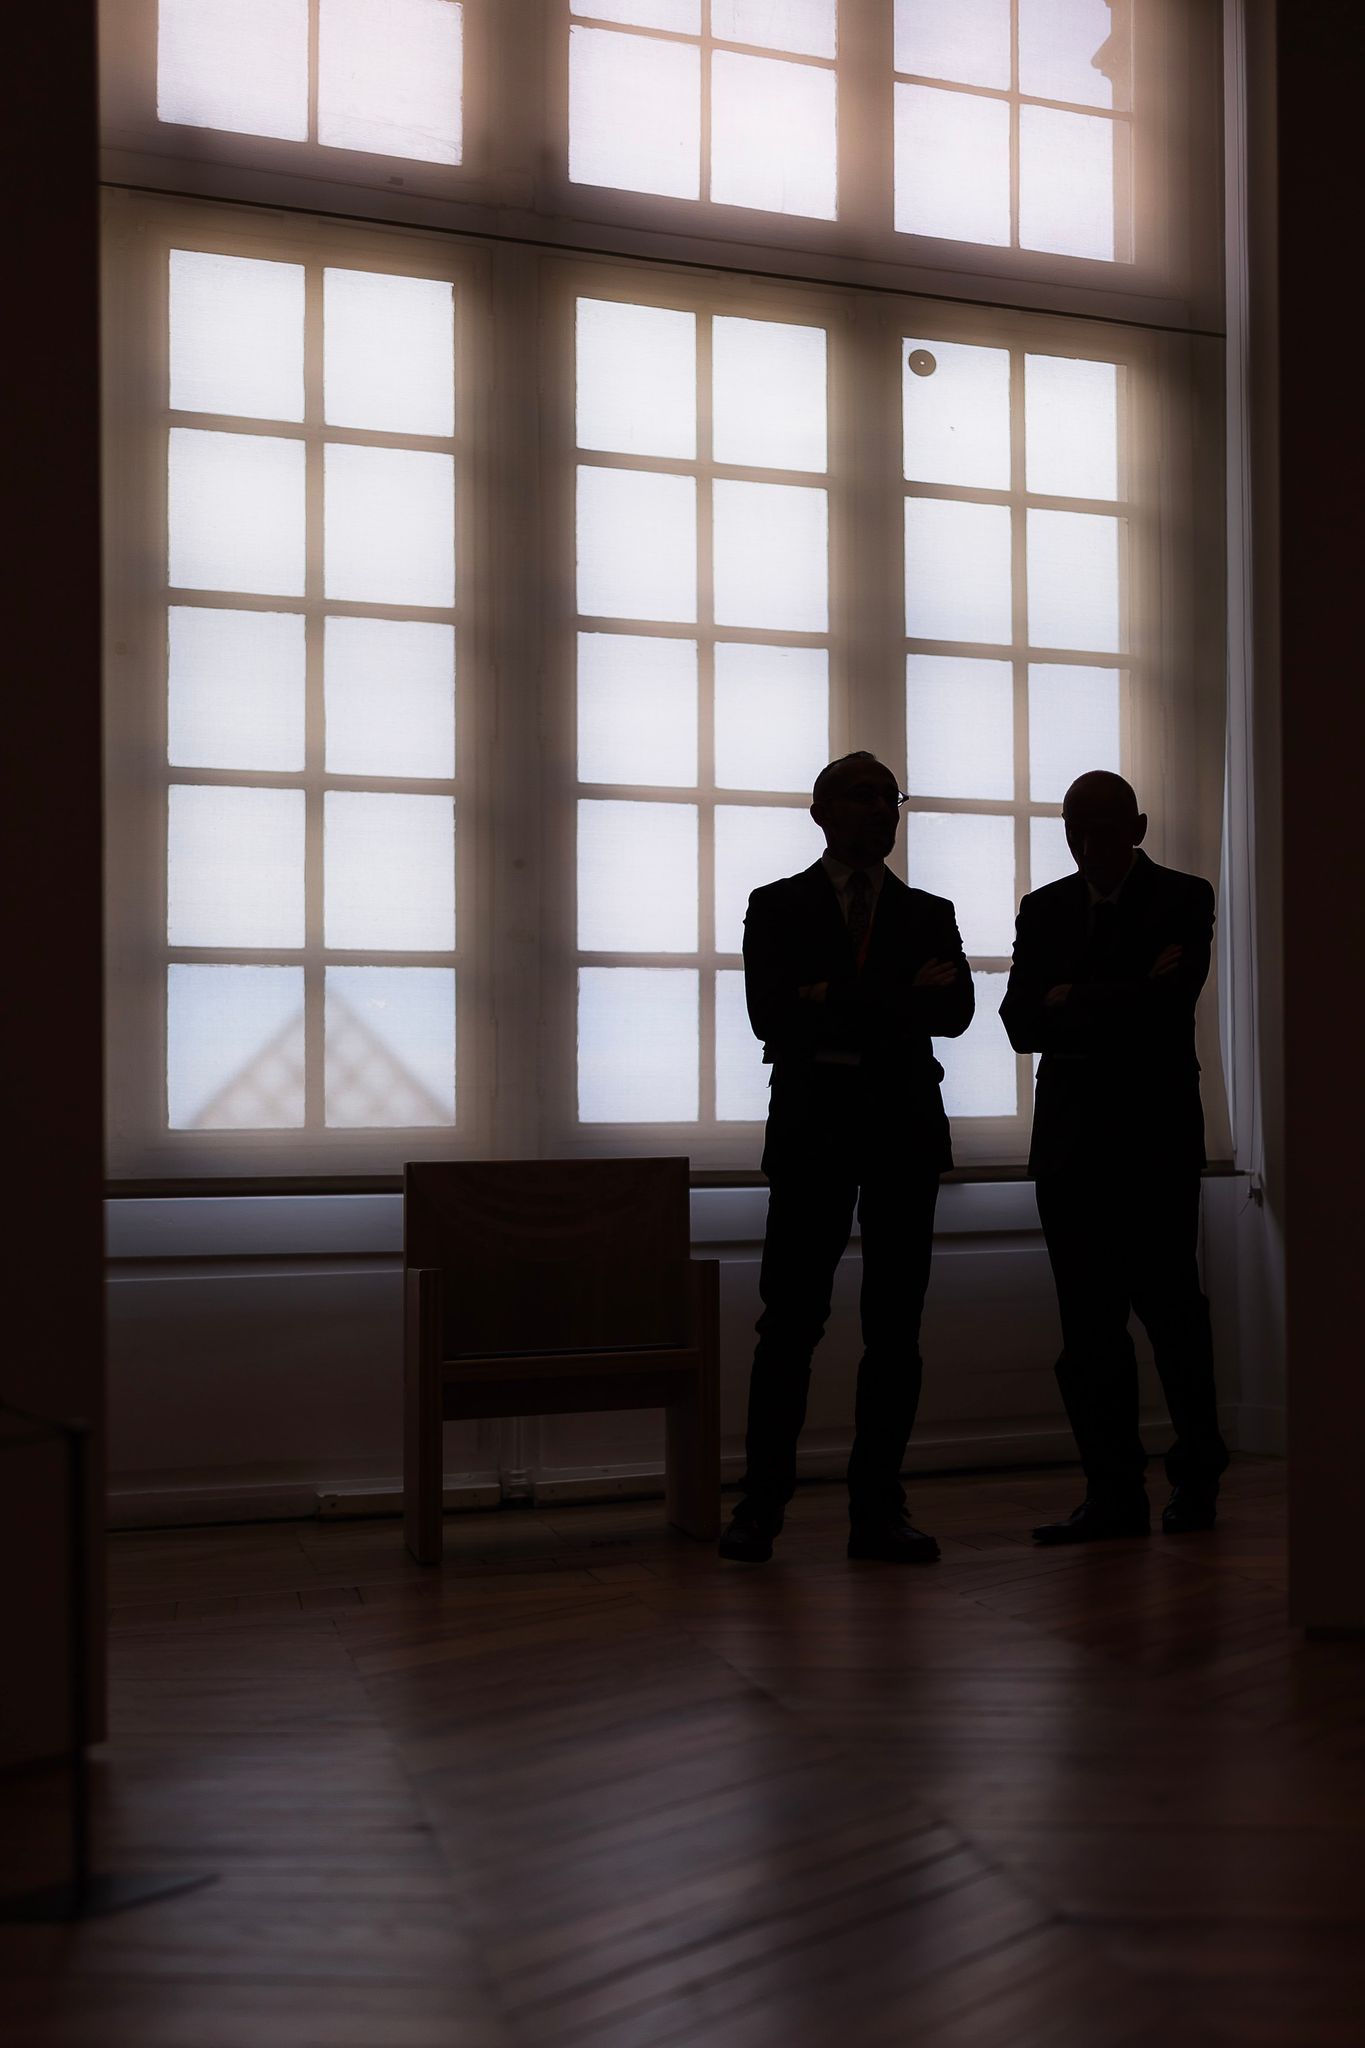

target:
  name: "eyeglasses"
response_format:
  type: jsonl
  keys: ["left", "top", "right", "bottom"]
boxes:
{"left": 836, "top": 782, "right": 910, "bottom": 811}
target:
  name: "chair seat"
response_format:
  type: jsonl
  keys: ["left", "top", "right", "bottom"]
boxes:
{"left": 443, "top": 1344, "right": 700, "bottom": 1382}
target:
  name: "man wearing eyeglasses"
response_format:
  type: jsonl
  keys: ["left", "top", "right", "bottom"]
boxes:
{"left": 719, "top": 751, "right": 974, "bottom": 1565}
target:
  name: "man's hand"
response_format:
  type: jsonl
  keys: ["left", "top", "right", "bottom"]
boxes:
{"left": 797, "top": 981, "right": 829, "bottom": 1004}
{"left": 1043, "top": 983, "right": 1072, "bottom": 1008}
{"left": 1149, "top": 943, "right": 1182, "bottom": 979}
{"left": 913, "top": 958, "right": 957, "bottom": 989}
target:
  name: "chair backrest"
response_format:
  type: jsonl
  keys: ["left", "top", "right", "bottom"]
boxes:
{"left": 404, "top": 1158, "right": 692, "bottom": 1357}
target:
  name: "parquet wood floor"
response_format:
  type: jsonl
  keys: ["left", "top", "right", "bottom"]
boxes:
{"left": 4, "top": 1460, "right": 1365, "bottom": 2048}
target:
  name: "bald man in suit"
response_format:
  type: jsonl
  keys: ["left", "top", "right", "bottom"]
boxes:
{"left": 719, "top": 752, "right": 974, "bottom": 1565}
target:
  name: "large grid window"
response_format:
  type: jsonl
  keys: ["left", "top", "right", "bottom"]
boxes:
{"left": 571, "top": 289, "right": 833, "bottom": 1131}
{"left": 126, "top": 224, "right": 465, "bottom": 1161}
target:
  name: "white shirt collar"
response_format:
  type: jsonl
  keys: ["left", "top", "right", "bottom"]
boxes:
{"left": 821, "top": 850, "right": 885, "bottom": 899}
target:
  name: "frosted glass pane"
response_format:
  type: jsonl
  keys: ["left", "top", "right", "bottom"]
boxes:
{"left": 715, "top": 968, "right": 769, "bottom": 1120}
{"left": 905, "top": 498, "right": 1012, "bottom": 645}
{"left": 903, "top": 337, "right": 1010, "bottom": 489}
{"left": 1028, "top": 510, "right": 1120, "bottom": 652}
{"left": 712, "top": 0, "right": 836, "bottom": 58}
{"left": 1025, "top": 355, "right": 1119, "bottom": 500}
{"left": 168, "top": 429, "right": 305, "bottom": 596}
{"left": 578, "top": 633, "right": 698, "bottom": 787}
{"left": 894, "top": 0, "right": 1010, "bottom": 87}
{"left": 906, "top": 654, "right": 1013, "bottom": 801}
{"left": 577, "top": 468, "right": 697, "bottom": 622}
{"left": 1020, "top": 106, "right": 1117, "bottom": 261}
{"left": 715, "top": 805, "right": 820, "bottom": 954}
{"left": 895, "top": 85, "right": 1010, "bottom": 243}
{"left": 170, "top": 252, "right": 304, "bottom": 422}
{"left": 168, "top": 606, "right": 305, "bottom": 771}
{"left": 1030, "top": 814, "right": 1074, "bottom": 891}
{"left": 569, "top": 28, "right": 701, "bottom": 200}
{"left": 578, "top": 800, "right": 698, "bottom": 952}
{"left": 326, "top": 967, "right": 455, "bottom": 1127}
{"left": 167, "top": 965, "right": 305, "bottom": 1130}
{"left": 324, "top": 270, "right": 454, "bottom": 436}
{"left": 939, "top": 973, "right": 1015, "bottom": 1117}
{"left": 1028, "top": 664, "right": 1120, "bottom": 802}
{"left": 713, "top": 318, "right": 826, "bottom": 472}
{"left": 1019, "top": 0, "right": 1122, "bottom": 109}
{"left": 576, "top": 0, "right": 699, "bottom": 28}
{"left": 324, "top": 445, "right": 455, "bottom": 607}
{"left": 158, "top": 0, "right": 308, "bottom": 139}
{"left": 714, "top": 481, "right": 827, "bottom": 631}
{"left": 711, "top": 53, "right": 837, "bottom": 221}
{"left": 318, "top": 0, "right": 463, "bottom": 164}
{"left": 903, "top": 811, "right": 1015, "bottom": 956}
{"left": 167, "top": 785, "right": 305, "bottom": 948}
{"left": 578, "top": 969, "right": 699, "bottom": 1122}
{"left": 576, "top": 300, "right": 697, "bottom": 460}
{"left": 325, "top": 617, "right": 455, "bottom": 779}
{"left": 324, "top": 793, "right": 456, "bottom": 951}
{"left": 715, "top": 643, "right": 827, "bottom": 792}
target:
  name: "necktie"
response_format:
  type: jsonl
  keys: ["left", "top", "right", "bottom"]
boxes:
{"left": 847, "top": 870, "right": 873, "bottom": 967}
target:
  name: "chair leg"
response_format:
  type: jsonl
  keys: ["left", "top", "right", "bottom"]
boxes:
{"left": 404, "top": 1268, "right": 444, "bottom": 1564}
{"left": 667, "top": 1261, "right": 721, "bottom": 1540}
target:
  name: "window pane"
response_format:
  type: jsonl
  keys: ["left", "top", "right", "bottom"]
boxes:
{"left": 715, "top": 968, "right": 769, "bottom": 1119}
{"left": 577, "top": 467, "right": 698, "bottom": 622}
{"left": 715, "top": 804, "right": 820, "bottom": 954}
{"left": 318, "top": 0, "right": 463, "bottom": 164}
{"left": 168, "top": 429, "right": 306, "bottom": 596}
{"left": 170, "top": 252, "right": 304, "bottom": 423}
{"left": 903, "top": 336, "right": 1010, "bottom": 489}
{"left": 1028, "top": 663, "right": 1120, "bottom": 801}
{"left": 1020, "top": 105, "right": 1118, "bottom": 261}
{"left": 325, "top": 617, "right": 456, "bottom": 779}
{"left": 1029, "top": 813, "right": 1074, "bottom": 891}
{"left": 906, "top": 654, "right": 1014, "bottom": 800}
{"left": 325, "top": 966, "right": 455, "bottom": 1126}
{"left": 576, "top": 0, "right": 700, "bottom": 28}
{"left": 168, "top": 785, "right": 306, "bottom": 948}
{"left": 714, "top": 480, "right": 827, "bottom": 631}
{"left": 905, "top": 498, "right": 1012, "bottom": 645}
{"left": 578, "top": 968, "right": 699, "bottom": 1122}
{"left": 903, "top": 811, "right": 1015, "bottom": 955}
{"left": 940, "top": 972, "right": 1015, "bottom": 1117}
{"left": 578, "top": 799, "right": 698, "bottom": 951}
{"left": 715, "top": 643, "right": 827, "bottom": 792}
{"left": 569, "top": 27, "right": 701, "bottom": 199}
{"left": 713, "top": 317, "right": 826, "bottom": 472}
{"left": 158, "top": 0, "right": 309, "bottom": 140}
{"left": 324, "top": 445, "right": 455, "bottom": 607}
{"left": 1025, "top": 355, "right": 1119, "bottom": 500}
{"left": 576, "top": 300, "right": 697, "bottom": 460}
{"left": 324, "top": 792, "right": 456, "bottom": 950}
{"left": 168, "top": 606, "right": 306, "bottom": 772}
{"left": 894, "top": 0, "right": 1010, "bottom": 88}
{"left": 895, "top": 85, "right": 1010, "bottom": 243}
{"left": 578, "top": 633, "right": 698, "bottom": 787}
{"left": 167, "top": 965, "right": 305, "bottom": 1129}
{"left": 710, "top": 52, "right": 837, "bottom": 220}
{"left": 1027, "top": 509, "right": 1120, "bottom": 652}
{"left": 1019, "top": 0, "right": 1123, "bottom": 110}
{"left": 712, "top": 0, "right": 836, "bottom": 59}
{"left": 324, "top": 270, "right": 455, "bottom": 436}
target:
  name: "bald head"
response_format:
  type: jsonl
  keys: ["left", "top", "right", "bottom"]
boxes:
{"left": 1061, "top": 771, "right": 1146, "bottom": 894}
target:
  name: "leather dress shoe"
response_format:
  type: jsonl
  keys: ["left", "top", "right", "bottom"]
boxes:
{"left": 1032, "top": 1497, "right": 1150, "bottom": 1545}
{"left": 847, "top": 1518, "right": 940, "bottom": 1563}
{"left": 1162, "top": 1486, "right": 1218, "bottom": 1533}
{"left": 718, "top": 1504, "right": 784, "bottom": 1563}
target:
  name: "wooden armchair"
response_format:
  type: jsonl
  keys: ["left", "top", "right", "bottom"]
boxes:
{"left": 403, "top": 1157, "right": 720, "bottom": 1563}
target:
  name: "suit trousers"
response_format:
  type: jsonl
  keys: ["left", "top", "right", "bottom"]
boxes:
{"left": 1034, "top": 1167, "right": 1228, "bottom": 1501}
{"left": 741, "top": 1065, "right": 943, "bottom": 1524}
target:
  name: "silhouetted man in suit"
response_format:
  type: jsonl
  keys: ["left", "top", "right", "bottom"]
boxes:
{"left": 719, "top": 752, "right": 974, "bottom": 1565}
{"left": 1000, "top": 771, "right": 1228, "bottom": 1543}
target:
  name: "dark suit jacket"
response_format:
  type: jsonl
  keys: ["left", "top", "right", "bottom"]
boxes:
{"left": 743, "top": 862, "right": 974, "bottom": 1173}
{"left": 998, "top": 850, "right": 1214, "bottom": 1178}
